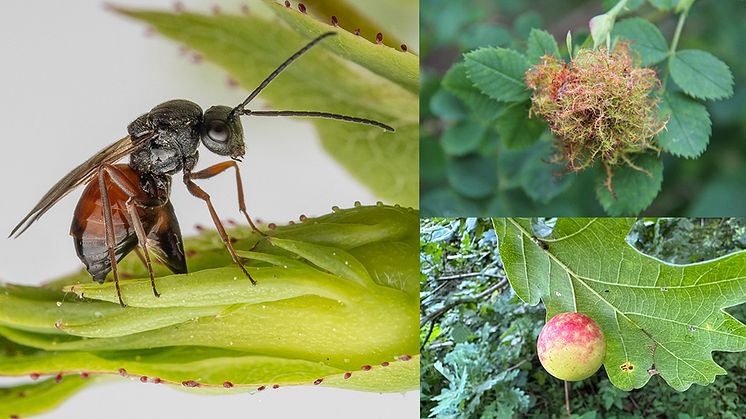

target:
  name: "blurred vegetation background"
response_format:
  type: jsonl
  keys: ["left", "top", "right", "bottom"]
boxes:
{"left": 420, "top": 0, "right": 746, "bottom": 216}
{"left": 420, "top": 217, "right": 746, "bottom": 418}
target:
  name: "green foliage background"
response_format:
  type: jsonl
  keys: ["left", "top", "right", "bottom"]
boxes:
{"left": 420, "top": 217, "right": 746, "bottom": 418}
{"left": 421, "top": 0, "right": 746, "bottom": 216}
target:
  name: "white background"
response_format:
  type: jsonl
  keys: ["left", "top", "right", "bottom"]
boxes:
{"left": 0, "top": 1, "right": 418, "bottom": 418}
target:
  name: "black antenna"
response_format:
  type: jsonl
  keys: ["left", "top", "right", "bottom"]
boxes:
{"left": 232, "top": 31, "right": 394, "bottom": 132}
{"left": 233, "top": 32, "right": 336, "bottom": 113}
{"left": 244, "top": 110, "right": 394, "bottom": 132}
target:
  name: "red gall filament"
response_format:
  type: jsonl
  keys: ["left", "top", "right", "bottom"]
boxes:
{"left": 55, "top": 373, "right": 63, "bottom": 383}
{"left": 381, "top": 362, "right": 390, "bottom": 367}
{"left": 182, "top": 380, "right": 200, "bottom": 388}
{"left": 376, "top": 33, "right": 383, "bottom": 44}
{"left": 30, "top": 373, "right": 40, "bottom": 380}
{"left": 257, "top": 385, "right": 266, "bottom": 391}
{"left": 343, "top": 372, "right": 352, "bottom": 379}
{"left": 272, "top": 384, "right": 280, "bottom": 389}
{"left": 331, "top": 16, "right": 338, "bottom": 26}
{"left": 361, "top": 365, "right": 372, "bottom": 371}
{"left": 223, "top": 381, "right": 234, "bottom": 388}
{"left": 284, "top": 1, "right": 290, "bottom": 7}
{"left": 118, "top": 368, "right": 128, "bottom": 377}
{"left": 298, "top": 3, "right": 306, "bottom": 13}
{"left": 313, "top": 378, "right": 323, "bottom": 385}
{"left": 401, "top": 44, "right": 408, "bottom": 52}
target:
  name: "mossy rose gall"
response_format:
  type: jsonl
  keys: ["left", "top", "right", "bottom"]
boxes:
{"left": 537, "top": 312, "right": 606, "bottom": 381}
{"left": 525, "top": 44, "right": 667, "bottom": 193}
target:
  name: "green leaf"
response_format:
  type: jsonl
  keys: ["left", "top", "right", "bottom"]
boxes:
{"left": 647, "top": 0, "right": 678, "bottom": 10}
{"left": 495, "top": 103, "right": 545, "bottom": 150}
{"left": 595, "top": 154, "right": 663, "bottom": 216}
{"left": 459, "top": 24, "right": 512, "bottom": 50}
{"left": 603, "top": 0, "right": 646, "bottom": 11}
{"left": 441, "top": 120, "right": 487, "bottom": 156}
{"left": 0, "top": 205, "right": 419, "bottom": 398}
{"left": 657, "top": 91, "right": 711, "bottom": 158}
{"left": 429, "top": 89, "right": 468, "bottom": 121}
{"left": 612, "top": 18, "right": 668, "bottom": 66}
{"left": 464, "top": 48, "right": 531, "bottom": 103}
{"left": 447, "top": 154, "right": 498, "bottom": 200}
{"left": 420, "top": 137, "right": 446, "bottom": 183}
{"left": 442, "top": 62, "right": 504, "bottom": 121}
{"left": 269, "top": 2, "right": 419, "bottom": 94}
{"left": 513, "top": 11, "right": 542, "bottom": 40}
{"left": 114, "top": 7, "right": 418, "bottom": 208}
{"left": 421, "top": 188, "right": 484, "bottom": 217}
{"left": 495, "top": 217, "right": 746, "bottom": 391}
{"left": 670, "top": 50, "right": 735, "bottom": 100}
{"left": 526, "top": 28, "right": 560, "bottom": 63}
{"left": 0, "top": 376, "right": 93, "bottom": 419}
{"left": 516, "top": 141, "right": 575, "bottom": 203}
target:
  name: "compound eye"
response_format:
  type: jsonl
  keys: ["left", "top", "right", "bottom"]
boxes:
{"left": 207, "top": 122, "right": 229, "bottom": 142}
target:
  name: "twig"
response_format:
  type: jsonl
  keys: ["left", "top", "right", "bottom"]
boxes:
{"left": 420, "top": 319, "right": 436, "bottom": 351}
{"left": 420, "top": 279, "right": 507, "bottom": 328}
{"left": 436, "top": 272, "right": 503, "bottom": 281}
{"left": 565, "top": 380, "right": 572, "bottom": 419}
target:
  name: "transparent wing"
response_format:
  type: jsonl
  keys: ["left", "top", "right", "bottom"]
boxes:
{"left": 9, "top": 132, "right": 154, "bottom": 238}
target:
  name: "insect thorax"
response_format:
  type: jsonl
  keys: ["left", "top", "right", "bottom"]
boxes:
{"left": 127, "top": 99, "right": 203, "bottom": 177}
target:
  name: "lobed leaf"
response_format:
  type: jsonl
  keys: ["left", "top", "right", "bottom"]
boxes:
{"left": 464, "top": 48, "right": 531, "bottom": 103}
{"left": 656, "top": 91, "right": 712, "bottom": 158}
{"left": 670, "top": 50, "right": 734, "bottom": 101}
{"left": 495, "top": 218, "right": 746, "bottom": 391}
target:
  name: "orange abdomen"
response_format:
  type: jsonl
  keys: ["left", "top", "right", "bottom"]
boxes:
{"left": 70, "top": 164, "right": 186, "bottom": 283}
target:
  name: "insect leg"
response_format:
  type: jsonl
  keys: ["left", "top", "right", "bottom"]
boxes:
{"left": 98, "top": 164, "right": 161, "bottom": 302}
{"left": 125, "top": 199, "right": 160, "bottom": 298}
{"left": 189, "top": 161, "right": 266, "bottom": 236}
{"left": 97, "top": 166, "right": 126, "bottom": 307}
{"left": 183, "top": 176, "right": 257, "bottom": 285}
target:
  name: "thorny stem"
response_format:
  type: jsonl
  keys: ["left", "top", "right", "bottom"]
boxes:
{"left": 661, "top": 1, "right": 693, "bottom": 93}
